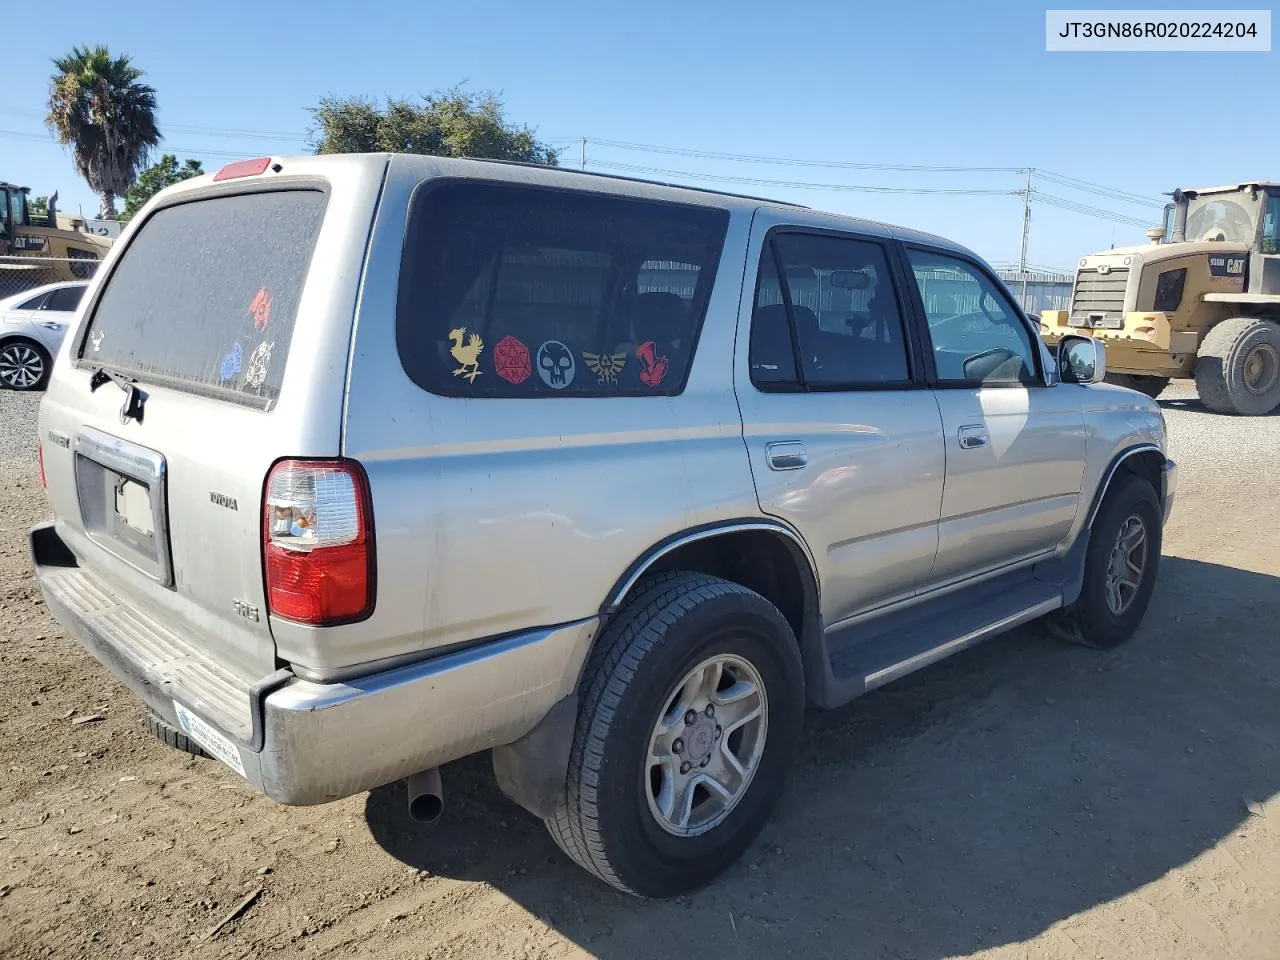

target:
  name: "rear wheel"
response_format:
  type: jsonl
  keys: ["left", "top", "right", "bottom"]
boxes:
{"left": 1195, "top": 317, "right": 1280, "bottom": 415}
{"left": 0, "top": 339, "right": 50, "bottom": 391}
{"left": 1104, "top": 373, "right": 1170, "bottom": 400}
{"left": 1050, "top": 473, "right": 1162, "bottom": 649}
{"left": 546, "top": 572, "right": 804, "bottom": 897}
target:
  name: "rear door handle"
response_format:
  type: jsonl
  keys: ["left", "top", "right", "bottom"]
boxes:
{"left": 766, "top": 441, "right": 808, "bottom": 471}
{"left": 958, "top": 425, "right": 988, "bottom": 449}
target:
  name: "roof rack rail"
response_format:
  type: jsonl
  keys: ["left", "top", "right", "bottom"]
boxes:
{"left": 456, "top": 156, "right": 809, "bottom": 209}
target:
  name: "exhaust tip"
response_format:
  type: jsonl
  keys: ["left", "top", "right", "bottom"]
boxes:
{"left": 406, "top": 767, "right": 444, "bottom": 824}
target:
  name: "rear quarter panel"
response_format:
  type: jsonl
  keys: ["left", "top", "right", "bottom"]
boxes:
{"left": 308, "top": 159, "right": 764, "bottom": 677}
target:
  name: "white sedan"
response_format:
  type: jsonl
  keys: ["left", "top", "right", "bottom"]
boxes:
{"left": 0, "top": 281, "right": 87, "bottom": 390}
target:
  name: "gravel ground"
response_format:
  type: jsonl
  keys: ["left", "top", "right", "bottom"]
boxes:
{"left": 0, "top": 379, "right": 1278, "bottom": 960}
{"left": 0, "top": 390, "right": 42, "bottom": 465}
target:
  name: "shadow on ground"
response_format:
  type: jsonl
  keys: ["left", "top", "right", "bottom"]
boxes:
{"left": 366, "top": 556, "right": 1280, "bottom": 959}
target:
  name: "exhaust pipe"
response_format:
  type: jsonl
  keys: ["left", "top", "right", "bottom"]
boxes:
{"left": 406, "top": 767, "right": 444, "bottom": 823}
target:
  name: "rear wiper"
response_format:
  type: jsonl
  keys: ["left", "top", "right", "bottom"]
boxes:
{"left": 89, "top": 366, "right": 136, "bottom": 394}
{"left": 89, "top": 366, "right": 147, "bottom": 425}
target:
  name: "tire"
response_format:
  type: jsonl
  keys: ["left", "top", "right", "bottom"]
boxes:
{"left": 0, "top": 339, "right": 51, "bottom": 391}
{"left": 143, "top": 710, "right": 210, "bottom": 759}
{"left": 1050, "top": 473, "right": 1162, "bottom": 650}
{"left": 1104, "top": 373, "right": 1170, "bottom": 400}
{"left": 1194, "top": 317, "right": 1280, "bottom": 415}
{"left": 546, "top": 571, "right": 804, "bottom": 897}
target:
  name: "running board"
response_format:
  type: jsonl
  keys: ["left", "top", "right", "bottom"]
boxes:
{"left": 805, "top": 566, "right": 1065, "bottom": 709}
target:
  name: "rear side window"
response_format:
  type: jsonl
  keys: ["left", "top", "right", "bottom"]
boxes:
{"left": 82, "top": 190, "right": 327, "bottom": 406}
{"left": 750, "top": 231, "right": 912, "bottom": 389}
{"left": 396, "top": 181, "right": 729, "bottom": 397}
{"left": 44, "top": 286, "right": 84, "bottom": 312}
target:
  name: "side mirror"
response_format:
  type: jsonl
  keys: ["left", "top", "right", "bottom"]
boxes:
{"left": 1058, "top": 335, "right": 1107, "bottom": 384}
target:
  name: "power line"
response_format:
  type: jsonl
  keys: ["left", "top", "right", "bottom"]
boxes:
{"left": 0, "top": 129, "right": 281, "bottom": 160}
{"left": 587, "top": 159, "right": 1019, "bottom": 196}
{"left": 1033, "top": 169, "right": 1163, "bottom": 208}
{"left": 1035, "top": 192, "right": 1157, "bottom": 229}
{"left": 585, "top": 136, "right": 1025, "bottom": 174}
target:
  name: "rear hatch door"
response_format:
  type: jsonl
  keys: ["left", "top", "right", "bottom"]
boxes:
{"left": 39, "top": 158, "right": 386, "bottom": 691}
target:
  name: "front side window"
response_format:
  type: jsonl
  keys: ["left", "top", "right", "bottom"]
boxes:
{"left": 749, "top": 232, "right": 912, "bottom": 389}
{"left": 908, "top": 250, "right": 1038, "bottom": 384}
{"left": 396, "top": 182, "right": 729, "bottom": 397}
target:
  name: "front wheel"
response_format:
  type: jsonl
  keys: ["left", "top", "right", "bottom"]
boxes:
{"left": 1050, "top": 473, "right": 1162, "bottom": 649}
{"left": 1195, "top": 317, "right": 1280, "bottom": 415}
{"left": 546, "top": 572, "right": 804, "bottom": 897}
{"left": 1104, "top": 373, "right": 1170, "bottom": 400}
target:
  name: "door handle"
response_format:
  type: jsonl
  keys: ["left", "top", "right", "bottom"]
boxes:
{"left": 766, "top": 441, "right": 808, "bottom": 471}
{"left": 957, "top": 425, "right": 988, "bottom": 449}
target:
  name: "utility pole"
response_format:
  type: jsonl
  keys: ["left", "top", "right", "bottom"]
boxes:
{"left": 1018, "top": 168, "right": 1033, "bottom": 311}
{"left": 581, "top": 137, "right": 586, "bottom": 171}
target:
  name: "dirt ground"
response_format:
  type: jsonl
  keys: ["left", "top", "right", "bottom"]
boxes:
{"left": 2, "top": 381, "right": 1279, "bottom": 960}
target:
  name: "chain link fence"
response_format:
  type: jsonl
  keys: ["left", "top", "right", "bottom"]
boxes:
{"left": 0, "top": 256, "right": 101, "bottom": 302}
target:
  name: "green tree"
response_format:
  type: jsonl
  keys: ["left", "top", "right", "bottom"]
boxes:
{"left": 122, "top": 155, "right": 204, "bottom": 220}
{"left": 310, "top": 88, "right": 558, "bottom": 165}
{"left": 28, "top": 196, "right": 49, "bottom": 221}
{"left": 45, "top": 45, "right": 160, "bottom": 219}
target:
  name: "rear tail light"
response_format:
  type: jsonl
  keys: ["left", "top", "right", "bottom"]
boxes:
{"left": 263, "top": 459, "right": 374, "bottom": 625}
{"left": 37, "top": 443, "right": 45, "bottom": 489}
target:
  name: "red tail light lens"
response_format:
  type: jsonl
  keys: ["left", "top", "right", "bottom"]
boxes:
{"left": 37, "top": 443, "right": 45, "bottom": 489}
{"left": 262, "top": 459, "right": 374, "bottom": 625}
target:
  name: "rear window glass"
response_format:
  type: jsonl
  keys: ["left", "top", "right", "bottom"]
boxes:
{"left": 396, "top": 181, "right": 729, "bottom": 397}
{"left": 81, "top": 190, "right": 327, "bottom": 406}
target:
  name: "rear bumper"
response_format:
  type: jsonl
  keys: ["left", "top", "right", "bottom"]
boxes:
{"left": 31, "top": 523, "right": 597, "bottom": 805}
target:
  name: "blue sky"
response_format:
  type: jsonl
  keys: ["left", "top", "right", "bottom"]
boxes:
{"left": 1, "top": 0, "right": 1272, "bottom": 269}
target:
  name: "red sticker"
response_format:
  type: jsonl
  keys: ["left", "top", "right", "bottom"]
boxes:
{"left": 249, "top": 287, "right": 272, "bottom": 332}
{"left": 636, "top": 341, "right": 670, "bottom": 388}
{"left": 493, "top": 335, "right": 532, "bottom": 385}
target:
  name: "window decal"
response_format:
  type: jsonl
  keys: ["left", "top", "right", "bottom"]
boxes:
{"left": 636, "top": 341, "right": 670, "bottom": 387}
{"left": 536, "top": 340, "right": 576, "bottom": 389}
{"left": 493, "top": 335, "right": 532, "bottom": 385}
{"left": 448, "top": 327, "right": 484, "bottom": 383}
{"left": 583, "top": 350, "right": 627, "bottom": 386}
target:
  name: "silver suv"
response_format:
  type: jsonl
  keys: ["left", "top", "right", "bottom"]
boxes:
{"left": 32, "top": 155, "right": 1175, "bottom": 897}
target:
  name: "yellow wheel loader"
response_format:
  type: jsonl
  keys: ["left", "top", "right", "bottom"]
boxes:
{"left": 1041, "top": 181, "right": 1280, "bottom": 414}
{"left": 0, "top": 182, "right": 112, "bottom": 288}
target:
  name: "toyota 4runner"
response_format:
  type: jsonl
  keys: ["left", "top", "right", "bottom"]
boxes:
{"left": 31, "top": 154, "right": 1175, "bottom": 897}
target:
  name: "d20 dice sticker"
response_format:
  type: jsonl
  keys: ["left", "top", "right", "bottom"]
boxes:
{"left": 636, "top": 341, "right": 670, "bottom": 388}
{"left": 248, "top": 287, "right": 273, "bottom": 332}
{"left": 493, "top": 335, "right": 532, "bottom": 385}
{"left": 219, "top": 341, "right": 244, "bottom": 381}
{"left": 583, "top": 350, "right": 628, "bottom": 386}
{"left": 244, "top": 340, "right": 275, "bottom": 390}
{"left": 536, "top": 340, "right": 576, "bottom": 389}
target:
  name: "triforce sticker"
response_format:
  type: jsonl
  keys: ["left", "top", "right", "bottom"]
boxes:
{"left": 245, "top": 341, "right": 274, "bottom": 390}
{"left": 449, "top": 326, "right": 484, "bottom": 383}
{"left": 493, "top": 335, "right": 532, "bottom": 384}
{"left": 249, "top": 287, "right": 273, "bottom": 332}
{"left": 537, "top": 340, "right": 575, "bottom": 389}
{"left": 583, "top": 350, "right": 627, "bottom": 386}
{"left": 219, "top": 342, "right": 243, "bottom": 381}
{"left": 636, "top": 341, "right": 670, "bottom": 388}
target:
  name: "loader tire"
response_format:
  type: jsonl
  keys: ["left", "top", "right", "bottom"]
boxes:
{"left": 1195, "top": 317, "right": 1280, "bottom": 415}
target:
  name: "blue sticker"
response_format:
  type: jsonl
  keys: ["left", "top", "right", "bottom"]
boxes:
{"left": 220, "top": 342, "right": 243, "bottom": 381}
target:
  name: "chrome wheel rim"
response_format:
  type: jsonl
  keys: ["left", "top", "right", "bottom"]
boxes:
{"left": 645, "top": 653, "right": 768, "bottom": 838}
{"left": 1242, "top": 343, "right": 1279, "bottom": 396}
{"left": 0, "top": 344, "right": 44, "bottom": 389}
{"left": 1105, "top": 513, "right": 1148, "bottom": 616}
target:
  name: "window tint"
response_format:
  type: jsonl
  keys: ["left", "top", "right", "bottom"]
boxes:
{"left": 82, "top": 191, "right": 327, "bottom": 406}
{"left": 396, "top": 182, "right": 729, "bottom": 397}
{"left": 16, "top": 292, "right": 49, "bottom": 311}
{"left": 43, "top": 286, "right": 84, "bottom": 312}
{"left": 907, "top": 250, "right": 1038, "bottom": 384}
{"left": 749, "top": 232, "right": 911, "bottom": 389}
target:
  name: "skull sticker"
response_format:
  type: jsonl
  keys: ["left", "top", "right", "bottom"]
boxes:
{"left": 536, "top": 340, "right": 576, "bottom": 390}
{"left": 244, "top": 340, "right": 274, "bottom": 390}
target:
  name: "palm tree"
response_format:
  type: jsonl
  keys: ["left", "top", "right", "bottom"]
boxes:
{"left": 46, "top": 46, "right": 160, "bottom": 219}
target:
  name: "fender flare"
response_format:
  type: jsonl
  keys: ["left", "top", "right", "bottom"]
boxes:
{"left": 1084, "top": 443, "right": 1165, "bottom": 529}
